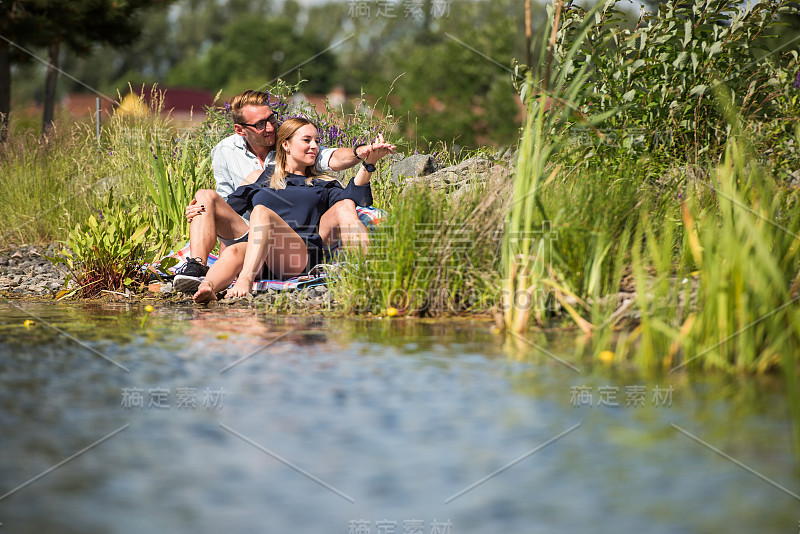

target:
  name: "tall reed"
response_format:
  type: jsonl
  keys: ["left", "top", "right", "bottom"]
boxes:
{"left": 503, "top": 0, "right": 617, "bottom": 332}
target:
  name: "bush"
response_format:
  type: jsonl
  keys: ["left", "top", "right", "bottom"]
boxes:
{"left": 50, "top": 194, "right": 168, "bottom": 298}
{"left": 552, "top": 0, "right": 800, "bottom": 159}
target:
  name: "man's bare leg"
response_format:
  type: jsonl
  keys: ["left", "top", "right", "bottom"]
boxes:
{"left": 186, "top": 189, "right": 250, "bottom": 264}
{"left": 193, "top": 243, "right": 247, "bottom": 304}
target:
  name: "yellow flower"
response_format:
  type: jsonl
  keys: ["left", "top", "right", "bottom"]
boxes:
{"left": 386, "top": 307, "right": 398, "bottom": 317}
{"left": 599, "top": 350, "right": 614, "bottom": 364}
{"left": 144, "top": 305, "right": 154, "bottom": 313}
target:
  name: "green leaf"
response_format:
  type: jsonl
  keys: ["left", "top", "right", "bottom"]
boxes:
{"left": 672, "top": 51, "right": 688, "bottom": 70}
{"left": 130, "top": 224, "right": 150, "bottom": 243}
{"left": 159, "top": 257, "right": 179, "bottom": 271}
{"left": 689, "top": 84, "right": 707, "bottom": 96}
{"left": 623, "top": 89, "right": 637, "bottom": 102}
{"left": 683, "top": 18, "right": 692, "bottom": 47}
{"left": 707, "top": 41, "right": 722, "bottom": 57}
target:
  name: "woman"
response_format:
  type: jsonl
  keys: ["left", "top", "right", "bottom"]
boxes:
{"left": 193, "top": 117, "right": 392, "bottom": 303}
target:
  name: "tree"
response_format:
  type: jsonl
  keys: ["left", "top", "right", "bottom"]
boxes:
{"left": 356, "top": 0, "right": 530, "bottom": 148}
{"left": 57, "top": 0, "right": 275, "bottom": 98}
{"left": 0, "top": 1, "right": 42, "bottom": 139}
{"left": 166, "top": 13, "right": 338, "bottom": 95}
{"left": 0, "top": 0, "right": 174, "bottom": 136}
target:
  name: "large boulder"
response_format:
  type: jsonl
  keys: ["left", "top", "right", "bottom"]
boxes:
{"left": 388, "top": 154, "right": 443, "bottom": 183}
{"left": 402, "top": 157, "right": 512, "bottom": 200}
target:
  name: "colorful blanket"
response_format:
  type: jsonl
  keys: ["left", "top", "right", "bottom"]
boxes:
{"left": 149, "top": 205, "right": 384, "bottom": 292}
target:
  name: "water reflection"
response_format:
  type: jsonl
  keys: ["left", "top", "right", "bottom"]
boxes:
{"left": 0, "top": 303, "right": 797, "bottom": 534}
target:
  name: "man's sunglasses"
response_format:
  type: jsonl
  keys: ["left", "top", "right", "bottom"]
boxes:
{"left": 238, "top": 114, "right": 278, "bottom": 131}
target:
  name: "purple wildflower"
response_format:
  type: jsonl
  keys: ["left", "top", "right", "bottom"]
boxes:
{"left": 795, "top": 71, "right": 800, "bottom": 89}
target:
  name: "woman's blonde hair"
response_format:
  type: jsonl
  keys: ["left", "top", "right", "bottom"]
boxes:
{"left": 271, "top": 117, "right": 334, "bottom": 190}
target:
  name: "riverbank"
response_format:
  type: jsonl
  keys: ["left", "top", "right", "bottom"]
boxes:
{"left": 0, "top": 244, "right": 69, "bottom": 298}
{"left": 0, "top": 243, "right": 366, "bottom": 314}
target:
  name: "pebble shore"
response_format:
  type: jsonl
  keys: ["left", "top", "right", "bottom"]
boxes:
{"left": 0, "top": 244, "right": 71, "bottom": 297}
{"left": 0, "top": 244, "right": 334, "bottom": 311}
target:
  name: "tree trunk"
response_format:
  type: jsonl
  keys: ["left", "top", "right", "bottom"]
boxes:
{"left": 42, "top": 40, "right": 60, "bottom": 135}
{"left": 0, "top": 39, "right": 10, "bottom": 142}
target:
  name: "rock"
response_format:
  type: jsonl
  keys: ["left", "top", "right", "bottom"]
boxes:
{"left": 311, "top": 285, "right": 328, "bottom": 296}
{"left": 402, "top": 156, "right": 512, "bottom": 199}
{"left": 220, "top": 293, "right": 253, "bottom": 305}
{"left": 498, "top": 147, "right": 518, "bottom": 166}
{"left": 389, "top": 154, "right": 443, "bottom": 184}
{"left": 148, "top": 282, "right": 164, "bottom": 293}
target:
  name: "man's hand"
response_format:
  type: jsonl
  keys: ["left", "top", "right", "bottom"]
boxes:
{"left": 185, "top": 197, "right": 205, "bottom": 223}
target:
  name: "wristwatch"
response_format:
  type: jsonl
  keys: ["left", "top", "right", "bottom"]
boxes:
{"left": 362, "top": 160, "right": 376, "bottom": 173}
{"left": 353, "top": 143, "right": 366, "bottom": 159}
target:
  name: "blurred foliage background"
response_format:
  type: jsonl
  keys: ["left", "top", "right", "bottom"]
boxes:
{"left": 6, "top": 0, "right": 537, "bottom": 150}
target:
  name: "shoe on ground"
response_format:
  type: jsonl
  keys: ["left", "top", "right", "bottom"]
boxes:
{"left": 173, "top": 257, "right": 209, "bottom": 294}
{"left": 174, "top": 275, "right": 204, "bottom": 294}
{"left": 175, "top": 257, "right": 209, "bottom": 278}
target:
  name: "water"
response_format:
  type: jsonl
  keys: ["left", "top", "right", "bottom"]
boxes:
{"left": 0, "top": 302, "right": 798, "bottom": 533}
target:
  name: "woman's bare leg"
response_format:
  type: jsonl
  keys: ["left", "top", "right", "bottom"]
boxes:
{"left": 226, "top": 205, "right": 308, "bottom": 298}
{"left": 193, "top": 243, "right": 247, "bottom": 303}
{"left": 319, "top": 199, "right": 369, "bottom": 251}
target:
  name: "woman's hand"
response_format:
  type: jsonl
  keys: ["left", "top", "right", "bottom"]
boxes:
{"left": 361, "top": 133, "right": 396, "bottom": 164}
{"left": 353, "top": 134, "right": 395, "bottom": 186}
{"left": 185, "top": 198, "right": 205, "bottom": 222}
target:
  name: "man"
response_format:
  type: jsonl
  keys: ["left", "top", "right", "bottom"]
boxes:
{"left": 174, "top": 89, "right": 393, "bottom": 293}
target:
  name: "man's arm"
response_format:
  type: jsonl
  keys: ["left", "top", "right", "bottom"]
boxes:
{"left": 211, "top": 145, "right": 237, "bottom": 200}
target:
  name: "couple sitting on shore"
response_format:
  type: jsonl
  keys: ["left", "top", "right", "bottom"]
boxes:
{"left": 176, "top": 90, "right": 394, "bottom": 303}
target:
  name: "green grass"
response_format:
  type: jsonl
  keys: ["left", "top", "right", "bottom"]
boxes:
{"left": 328, "top": 177, "right": 505, "bottom": 317}
{"left": 0, "top": 117, "right": 105, "bottom": 247}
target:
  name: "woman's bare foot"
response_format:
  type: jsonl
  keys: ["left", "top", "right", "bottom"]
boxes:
{"left": 225, "top": 278, "right": 253, "bottom": 299}
{"left": 193, "top": 280, "right": 218, "bottom": 304}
